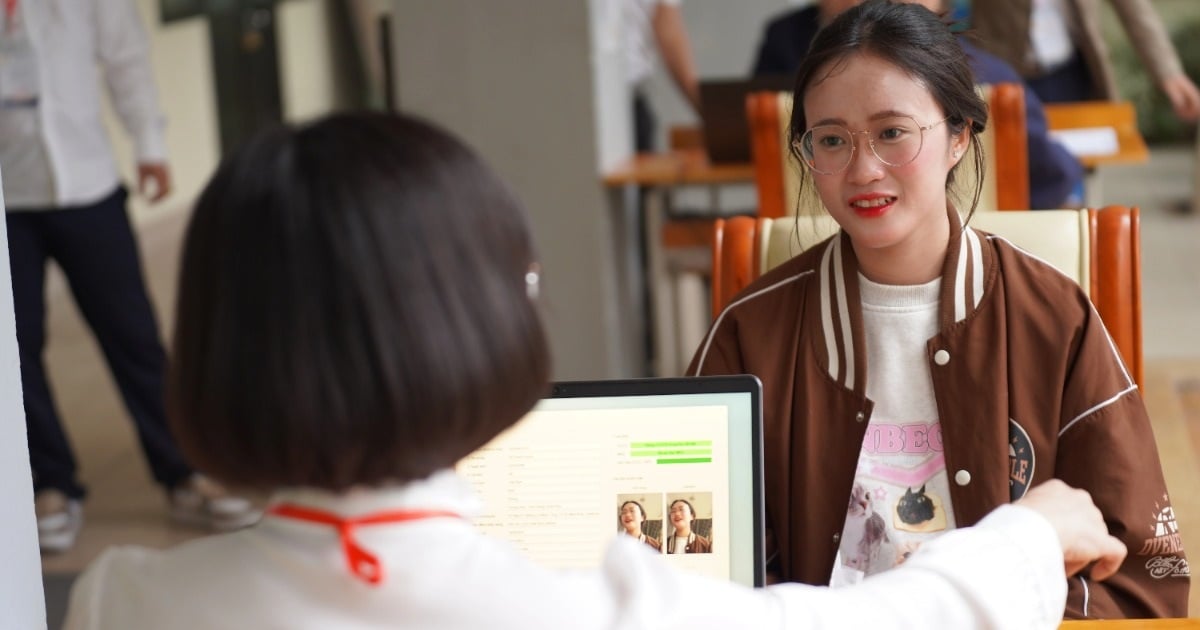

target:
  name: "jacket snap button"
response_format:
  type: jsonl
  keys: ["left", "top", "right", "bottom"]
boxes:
{"left": 855, "top": 411, "right": 865, "bottom": 423}
{"left": 832, "top": 533, "right": 840, "bottom": 543}
{"left": 934, "top": 350, "right": 950, "bottom": 366}
{"left": 954, "top": 469, "right": 971, "bottom": 486}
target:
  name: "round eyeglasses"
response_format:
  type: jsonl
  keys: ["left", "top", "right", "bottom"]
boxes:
{"left": 795, "top": 115, "right": 951, "bottom": 175}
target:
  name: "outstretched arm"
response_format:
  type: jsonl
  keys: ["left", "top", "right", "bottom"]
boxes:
{"left": 652, "top": 2, "right": 700, "bottom": 112}
{"left": 1108, "top": 0, "right": 1200, "bottom": 121}
{"left": 97, "top": 0, "right": 171, "bottom": 201}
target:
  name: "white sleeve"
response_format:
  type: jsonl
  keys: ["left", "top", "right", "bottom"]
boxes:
{"left": 95, "top": 0, "right": 168, "bottom": 163}
{"left": 601, "top": 504, "right": 1066, "bottom": 630}
{"left": 60, "top": 548, "right": 117, "bottom": 630}
{"left": 767, "top": 505, "right": 1067, "bottom": 630}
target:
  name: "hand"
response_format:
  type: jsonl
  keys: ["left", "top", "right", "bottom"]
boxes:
{"left": 1159, "top": 74, "right": 1200, "bottom": 122}
{"left": 138, "top": 162, "right": 172, "bottom": 203}
{"left": 1015, "top": 480, "right": 1127, "bottom": 580}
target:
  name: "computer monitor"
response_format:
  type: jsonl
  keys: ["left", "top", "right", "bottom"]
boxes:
{"left": 698, "top": 75, "right": 792, "bottom": 164}
{"left": 457, "top": 376, "right": 764, "bottom": 587}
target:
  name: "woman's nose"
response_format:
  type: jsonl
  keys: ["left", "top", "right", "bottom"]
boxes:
{"left": 845, "top": 137, "right": 885, "bottom": 184}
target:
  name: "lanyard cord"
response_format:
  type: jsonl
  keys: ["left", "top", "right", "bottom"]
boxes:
{"left": 267, "top": 503, "right": 461, "bottom": 586}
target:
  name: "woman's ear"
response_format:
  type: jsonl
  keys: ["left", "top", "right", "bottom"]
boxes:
{"left": 949, "top": 125, "right": 970, "bottom": 166}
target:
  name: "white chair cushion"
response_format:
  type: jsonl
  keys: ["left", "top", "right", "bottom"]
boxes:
{"left": 760, "top": 209, "right": 1090, "bottom": 295}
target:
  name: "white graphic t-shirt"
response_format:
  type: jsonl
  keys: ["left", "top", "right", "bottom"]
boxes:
{"left": 830, "top": 275, "right": 958, "bottom": 587}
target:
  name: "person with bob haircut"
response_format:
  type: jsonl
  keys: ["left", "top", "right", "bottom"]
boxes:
{"left": 65, "top": 111, "right": 1125, "bottom": 629}
{"left": 690, "top": 0, "right": 1187, "bottom": 620}
{"left": 620, "top": 500, "right": 662, "bottom": 551}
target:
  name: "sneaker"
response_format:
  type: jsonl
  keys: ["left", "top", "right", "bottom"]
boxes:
{"left": 169, "top": 475, "right": 260, "bottom": 532}
{"left": 35, "top": 489, "right": 83, "bottom": 554}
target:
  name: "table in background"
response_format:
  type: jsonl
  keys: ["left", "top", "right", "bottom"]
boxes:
{"left": 603, "top": 148, "right": 754, "bottom": 376}
{"left": 1045, "top": 100, "right": 1150, "bottom": 205}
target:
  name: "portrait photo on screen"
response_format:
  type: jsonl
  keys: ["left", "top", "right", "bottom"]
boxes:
{"left": 616, "top": 493, "right": 663, "bottom": 553}
{"left": 664, "top": 493, "right": 713, "bottom": 554}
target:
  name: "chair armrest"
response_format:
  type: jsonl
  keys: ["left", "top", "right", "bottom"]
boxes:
{"left": 711, "top": 216, "right": 758, "bottom": 319}
{"left": 1089, "top": 206, "right": 1143, "bottom": 388}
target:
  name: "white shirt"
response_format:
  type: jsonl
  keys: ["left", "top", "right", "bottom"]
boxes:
{"left": 623, "top": 0, "right": 682, "bottom": 87}
{"left": 1029, "top": 0, "right": 1075, "bottom": 72}
{"left": 65, "top": 470, "right": 1068, "bottom": 630}
{"left": 0, "top": 0, "right": 165, "bottom": 209}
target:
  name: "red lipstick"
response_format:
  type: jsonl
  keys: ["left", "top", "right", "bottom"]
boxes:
{"left": 847, "top": 193, "right": 896, "bottom": 218}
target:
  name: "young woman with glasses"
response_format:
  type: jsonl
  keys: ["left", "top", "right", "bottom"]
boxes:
{"left": 690, "top": 0, "right": 1186, "bottom": 620}
{"left": 619, "top": 500, "right": 662, "bottom": 551}
{"left": 61, "top": 110, "right": 1125, "bottom": 629}
{"left": 666, "top": 499, "right": 712, "bottom": 554}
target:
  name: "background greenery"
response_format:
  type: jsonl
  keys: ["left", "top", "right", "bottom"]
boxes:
{"left": 1104, "top": 0, "right": 1200, "bottom": 144}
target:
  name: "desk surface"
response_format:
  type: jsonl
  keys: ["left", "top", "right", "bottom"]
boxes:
{"left": 1044, "top": 100, "right": 1150, "bottom": 169}
{"left": 602, "top": 148, "right": 754, "bottom": 187}
{"left": 1061, "top": 620, "right": 1200, "bottom": 628}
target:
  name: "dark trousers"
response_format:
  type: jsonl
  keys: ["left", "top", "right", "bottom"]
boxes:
{"left": 634, "top": 89, "right": 657, "bottom": 153}
{"left": 6, "top": 187, "right": 191, "bottom": 500}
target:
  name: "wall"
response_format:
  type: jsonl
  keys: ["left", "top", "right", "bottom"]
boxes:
{"left": 0, "top": 194, "right": 46, "bottom": 628}
{"left": 103, "top": 0, "right": 352, "bottom": 223}
{"left": 278, "top": 0, "right": 366, "bottom": 122}
{"left": 100, "top": 0, "right": 792, "bottom": 378}
{"left": 390, "top": 0, "right": 642, "bottom": 379}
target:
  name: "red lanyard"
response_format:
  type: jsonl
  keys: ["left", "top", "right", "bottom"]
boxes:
{"left": 266, "top": 503, "right": 460, "bottom": 586}
{"left": 3, "top": 0, "right": 16, "bottom": 23}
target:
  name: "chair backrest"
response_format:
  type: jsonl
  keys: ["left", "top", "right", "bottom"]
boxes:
{"left": 710, "top": 207, "right": 1143, "bottom": 386}
{"left": 746, "top": 83, "right": 1030, "bottom": 218}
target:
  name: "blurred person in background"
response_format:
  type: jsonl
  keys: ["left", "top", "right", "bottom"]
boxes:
{"left": 971, "top": 0, "right": 1200, "bottom": 121}
{"left": 624, "top": 0, "right": 700, "bottom": 151}
{"left": 0, "top": 0, "right": 257, "bottom": 554}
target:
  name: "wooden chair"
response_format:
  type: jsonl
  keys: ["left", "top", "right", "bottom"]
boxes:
{"left": 747, "top": 83, "right": 1030, "bottom": 218}
{"left": 710, "top": 207, "right": 1144, "bottom": 387}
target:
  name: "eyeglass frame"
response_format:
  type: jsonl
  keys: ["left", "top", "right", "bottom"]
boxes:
{"left": 793, "top": 115, "right": 954, "bottom": 176}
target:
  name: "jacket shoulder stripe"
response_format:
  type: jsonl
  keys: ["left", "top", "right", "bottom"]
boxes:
{"left": 1058, "top": 384, "right": 1138, "bottom": 438}
{"left": 954, "top": 228, "right": 970, "bottom": 322}
{"left": 833, "top": 238, "right": 855, "bottom": 390}
{"left": 691, "top": 270, "right": 815, "bottom": 376}
{"left": 1094, "top": 307, "right": 1135, "bottom": 386}
{"left": 820, "top": 240, "right": 840, "bottom": 384}
{"left": 967, "top": 226, "right": 984, "bottom": 310}
{"left": 953, "top": 227, "right": 985, "bottom": 322}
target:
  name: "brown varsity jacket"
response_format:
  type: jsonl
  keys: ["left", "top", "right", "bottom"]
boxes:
{"left": 690, "top": 209, "right": 1189, "bottom": 619}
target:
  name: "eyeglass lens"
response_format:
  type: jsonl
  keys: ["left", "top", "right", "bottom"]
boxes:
{"left": 799, "top": 116, "right": 928, "bottom": 175}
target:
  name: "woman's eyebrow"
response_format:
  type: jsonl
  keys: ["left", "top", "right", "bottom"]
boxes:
{"left": 810, "top": 110, "right": 915, "bottom": 127}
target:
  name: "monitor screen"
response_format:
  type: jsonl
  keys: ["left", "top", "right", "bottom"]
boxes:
{"left": 456, "top": 376, "right": 763, "bottom": 587}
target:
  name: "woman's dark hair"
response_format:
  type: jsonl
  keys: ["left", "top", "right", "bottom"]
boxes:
{"left": 788, "top": 0, "right": 988, "bottom": 219}
{"left": 169, "top": 112, "right": 550, "bottom": 490}
{"left": 621, "top": 500, "right": 647, "bottom": 520}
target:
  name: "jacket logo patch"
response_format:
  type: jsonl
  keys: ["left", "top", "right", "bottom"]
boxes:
{"left": 1008, "top": 419, "right": 1034, "bottom": 501}
{"left": 1139, "top": 497, "right": 1184, "bottom": 557}
{"left": 1145, "top": 556, "right": 1190, "bottom": 579}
